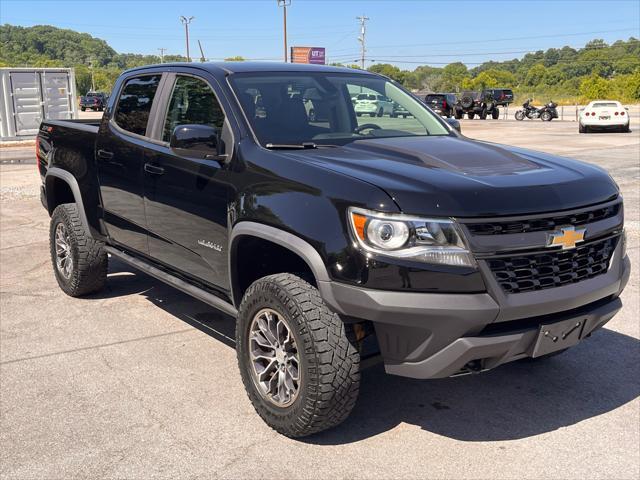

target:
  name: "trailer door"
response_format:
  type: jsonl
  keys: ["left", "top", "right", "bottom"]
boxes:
{"left": 41, "top": 71, "right": 73, "bottom": 121}
{"left": 10, "top": 71, "right": 43, "bottom": 136}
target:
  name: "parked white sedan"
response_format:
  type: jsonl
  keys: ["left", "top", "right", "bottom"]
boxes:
{"left": 579, "top": 101, "right": 630, "bottom": 133}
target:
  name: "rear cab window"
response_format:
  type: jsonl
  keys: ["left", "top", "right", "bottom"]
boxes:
{"left": 113, "top": 75, "right": 162, "bottom": 136}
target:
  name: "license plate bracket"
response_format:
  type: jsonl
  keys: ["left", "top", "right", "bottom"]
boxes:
{"left": 531, "top": 316, "right": 587, "bottom": 357}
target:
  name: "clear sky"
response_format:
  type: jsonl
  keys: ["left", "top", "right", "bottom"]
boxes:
{"left": 2, "top": 0, "right": 639, "bottom": 69}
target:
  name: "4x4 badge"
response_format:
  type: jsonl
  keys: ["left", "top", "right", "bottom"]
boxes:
{"left": 547, "top": 226, "right": 586, "bottom": 250}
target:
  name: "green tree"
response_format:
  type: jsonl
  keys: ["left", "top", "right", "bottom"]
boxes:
{"left": 579, "top": 74, "right": 611, "bottom": 101}
{"left": 224, "top": 56, "right": 246, "bottom": 61}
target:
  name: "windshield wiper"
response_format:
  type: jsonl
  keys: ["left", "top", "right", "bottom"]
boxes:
{"left": 264, "top": 142, "right": 337, "bottom": 150}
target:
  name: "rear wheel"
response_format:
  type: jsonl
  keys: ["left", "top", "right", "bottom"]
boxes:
{"left": 236, "top": 273, "right": 360, "bottom": 438}
{"left": 622, "top": 124, "right": 630, "bottom": 133}
{"left": 467, "top": 112, "right": 475, "bottom": 120}
{"left": 579, "top": 123, "right": 587, "bottom": 133}
{"left": 376, "top": 108, "right": 383, "bottom": 117}
{"left": 50, "top": 204, "right": 107, "bottom": 297}
{"left": 480, "top": 109, "right": 487, "bottom": 120}
{"left": 541, "top": 111, "right": 552, "bottom": 121}
{"left": 80, "top": 107, "right": 86, "bottom": 111}
{"left": 454, "top": 110, "right": 463, "bottom": 120}
{"left": 492, "top": 108, "right": 500, "bottom": 119}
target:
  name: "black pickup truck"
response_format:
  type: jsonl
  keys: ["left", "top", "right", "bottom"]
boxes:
{"left": 37, "top": 62, "right": 630, "bottom": 438}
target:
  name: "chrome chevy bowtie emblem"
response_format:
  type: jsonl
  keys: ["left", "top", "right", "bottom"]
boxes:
{"left": 547, "top": 226, "right": 586, "bottom": 250}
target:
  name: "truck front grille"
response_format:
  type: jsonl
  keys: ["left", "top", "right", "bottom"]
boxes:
{"left": 487, "top": 237, "right": 618, "bottom": 294}
{"left": 467, "top": 204, "right": 620, "bottom": 235}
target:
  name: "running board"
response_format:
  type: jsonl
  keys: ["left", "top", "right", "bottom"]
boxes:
{"left": 105, "top": 246, "right": 238, "bottom": 318}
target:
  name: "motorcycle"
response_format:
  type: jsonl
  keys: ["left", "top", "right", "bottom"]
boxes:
{"left": 515, "top": 99, "right": 558, "bottom": 121}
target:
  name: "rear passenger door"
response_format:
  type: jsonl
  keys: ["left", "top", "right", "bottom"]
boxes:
{"left": 96, "top": 73, "right": 164, "bottom": 254}
{"left": 142, "top": 72, "right": 234, "bottom": 291}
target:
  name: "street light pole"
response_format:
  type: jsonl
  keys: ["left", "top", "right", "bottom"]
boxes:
{"left": 277, "top": 0, "right": 291, "bottom": 62}
{"left": 179, "top": 16, "right": 195, "bottom": 62}
{"left": 158, "top": 48, "right": 166, "bottom": 64}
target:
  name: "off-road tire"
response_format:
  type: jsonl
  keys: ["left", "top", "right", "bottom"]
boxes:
{"left": 454, "top": 109, "right": 463, "bottom": 120}
{"left": 236, "top": 273, "right": 360, "bottom": 438}
{"left": 467, "top": 112, "right": 475, "bottom": 120}
{"left": 50, "top": 203, "right": 107, "bottom": 296}
{"left": 480, "top": 109, "right": 487, "bottom": 120}
{"left": 492, "top": 108, "right": 500, "bottom": 119}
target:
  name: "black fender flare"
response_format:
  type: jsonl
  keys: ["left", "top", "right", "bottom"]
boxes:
{"left": 44, "top": 167, "right": 91, "bottom": 235}
{"left": 228, "top": 222, "right": 339, "bottom": 311}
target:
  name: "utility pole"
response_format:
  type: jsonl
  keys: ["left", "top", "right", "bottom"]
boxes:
{"left": 89, "top": 57, "right": 96, "bottom": 92}
{"left": 180, "top": 16, "right": 194, "bottom": 62}
{"left": 197, "top": 40, "right": 206, "bottom": 63}
{"left": 277, "top": 0, "right": 291, "bottom": 62}
{"left": 158, "top": 48, "right": 166, "bottom": 63}
{"left": 356, "top": 14, "right": 369, "bottom": 70}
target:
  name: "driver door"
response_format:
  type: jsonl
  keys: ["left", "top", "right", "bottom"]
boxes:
{"left": 143, "top": 73, "right": 234, "bottom": 291}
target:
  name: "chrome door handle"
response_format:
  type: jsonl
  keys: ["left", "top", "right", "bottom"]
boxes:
{"left": 144, "top": 163, "right": 165, "bottom": 175}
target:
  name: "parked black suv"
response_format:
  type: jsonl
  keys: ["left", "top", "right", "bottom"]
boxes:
{"left": 37, "top": 63, "right": 629, "bottom": 438}
{"left": 454, "top": 88, "right": 513, "bottom": 119}
{"left": 424, "top": 93, "right": 457, "bottom": 117}
{"left": 79, "top": 92, "right": 108, "bottom": 111}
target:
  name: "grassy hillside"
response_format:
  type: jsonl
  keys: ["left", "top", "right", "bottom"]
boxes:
{"left": 1, "top": 24, "right": 638, "bottom": 103}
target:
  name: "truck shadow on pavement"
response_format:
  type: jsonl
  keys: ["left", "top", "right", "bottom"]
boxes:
{"left": 100, "top": 259, "right": 640, "bottom": 444}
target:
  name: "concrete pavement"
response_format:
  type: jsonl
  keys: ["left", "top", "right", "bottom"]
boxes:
{"left": 1, "top": 119, "right": 638, "bottom": 479}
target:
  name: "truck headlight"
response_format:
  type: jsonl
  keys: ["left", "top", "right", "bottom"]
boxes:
{"left": 348, "top": 207, "right": 476, "bottom": 267}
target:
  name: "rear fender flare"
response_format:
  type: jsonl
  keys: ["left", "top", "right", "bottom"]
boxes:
{"left": 45, "top": 167, "right": 91, "bottom": 235}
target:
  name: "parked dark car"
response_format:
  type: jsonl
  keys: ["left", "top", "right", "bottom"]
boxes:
{"left": 424, "top": 93, "right": 457, "bottom": 117}
{"left": 37, "top": 62, "right": 629, "bottom": 438}
{"left": 79, "top": 92, "right": 108, "bottom": 111}
{"left": 454, "top": 88, "right": 513, "bottom": 119}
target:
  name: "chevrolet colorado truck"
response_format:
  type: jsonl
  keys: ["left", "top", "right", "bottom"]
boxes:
{"left": 37, "top": 62, "right": 630, "bottom": 438}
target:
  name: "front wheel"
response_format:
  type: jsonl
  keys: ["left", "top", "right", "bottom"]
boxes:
{"left": 467, "top": 112, "right": 475, "bottom": 120}
{"left": 492, "top": 108, "right": 500, "bottom": 119}
{"left": 515, "top": 110, "right": 525, "bottom": 121}
{"left": 50, "top": 204, "right": 107, "bottom": 296}
{"left": 236, "top": 273, "right": 360, "bottom": 438}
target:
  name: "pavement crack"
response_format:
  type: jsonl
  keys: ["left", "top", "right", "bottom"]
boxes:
{"left": 0, "top": 328, "right": 195, "bottom": 365}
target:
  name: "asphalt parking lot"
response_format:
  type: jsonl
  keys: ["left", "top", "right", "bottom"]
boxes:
{"left": 1, "top": 119, "right": 639, "bottom": 479}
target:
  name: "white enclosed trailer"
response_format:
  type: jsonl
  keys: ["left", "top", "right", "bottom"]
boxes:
{"left": 0, "top": 67, "right": 78, "bottom": 141}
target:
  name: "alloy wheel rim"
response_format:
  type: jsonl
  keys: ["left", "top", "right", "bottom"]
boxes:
{"left": 248, "top": 308, "right": 301, "bottom": 407}
{"left": 54, "top": 222, "right": 73, "bottom": 279}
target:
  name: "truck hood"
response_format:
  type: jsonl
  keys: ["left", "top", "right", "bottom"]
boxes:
{"left": 283, "top": 135, "right": 618, "bottom": 217}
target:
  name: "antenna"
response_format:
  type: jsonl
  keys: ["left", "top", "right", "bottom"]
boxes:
{"left": 197, "top": 40, "right": 206, "bottom": 62}
{"left": 356, "top": 14, "right": 369, "bottom": 69}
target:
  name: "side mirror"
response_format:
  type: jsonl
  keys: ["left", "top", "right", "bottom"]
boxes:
{"left": 445, "top": 117, "right": 461, "bottom": 133}
{"left": 170, "top": 124, "right": 222, "bottom": 157}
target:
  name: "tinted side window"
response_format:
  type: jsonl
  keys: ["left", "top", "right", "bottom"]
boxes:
{"left": 113, "top": 75, "right": 161, "bottom": 136}
{"left": 163, "top": 76, "right": 225, "bottom": 142}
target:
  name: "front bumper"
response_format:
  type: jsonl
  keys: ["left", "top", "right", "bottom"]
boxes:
{"left": 320, "top": 240, "right": 630, "bottom": 379}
